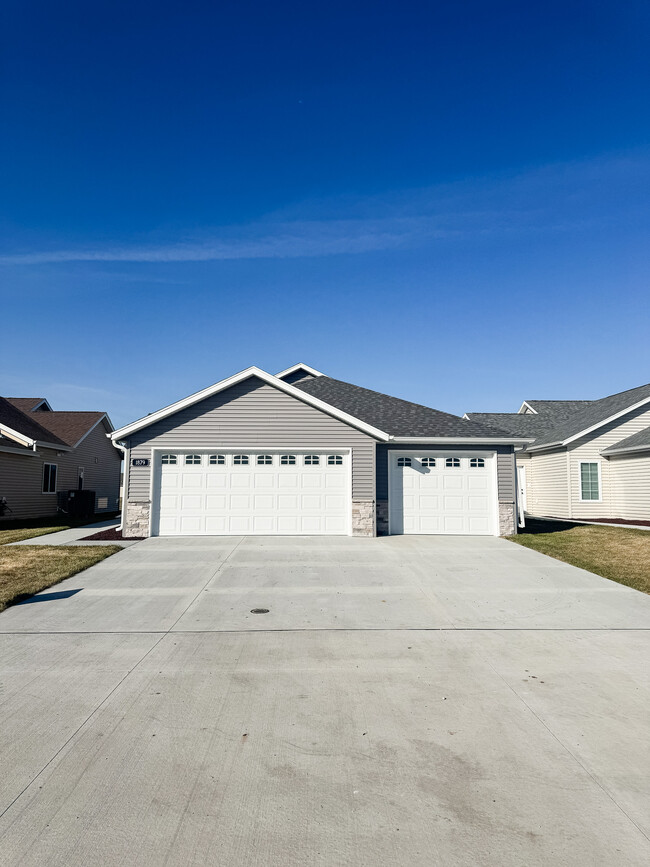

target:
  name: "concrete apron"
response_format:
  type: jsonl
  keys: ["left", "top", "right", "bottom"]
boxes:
{"left": 0, "top": 535, "right": 648, "bottom": 866}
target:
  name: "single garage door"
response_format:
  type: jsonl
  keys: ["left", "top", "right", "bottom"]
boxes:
{"left": 389, "top": 452, "right": 496, "bottom": 535}
{"left": 152, "top": 450, "right": 350, "bottom": 535}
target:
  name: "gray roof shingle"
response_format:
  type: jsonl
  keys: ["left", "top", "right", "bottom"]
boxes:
{"left": 294, "top": 377, "right": 517, "bottom": 439}
{"left": 601, "top": 425, "right": 650, "bottom": 455}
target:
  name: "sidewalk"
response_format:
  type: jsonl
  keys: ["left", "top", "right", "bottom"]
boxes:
{"left": 10, "top": 519, "right": 137, "bottom": 548}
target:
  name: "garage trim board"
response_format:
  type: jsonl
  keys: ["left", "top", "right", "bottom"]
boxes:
{"left": 149, "top": 447, "right": 352, "bottom": 536}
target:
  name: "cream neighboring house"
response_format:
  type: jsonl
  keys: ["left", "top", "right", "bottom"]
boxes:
{"left": 465, "top": 383, "right": 650, "bottom": 524}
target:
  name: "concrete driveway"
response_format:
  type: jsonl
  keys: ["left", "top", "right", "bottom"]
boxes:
{"left": 0, "top": 536, "right": 649, "bottom": 866}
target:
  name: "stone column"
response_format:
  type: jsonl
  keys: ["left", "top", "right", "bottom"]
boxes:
{"left": 123, "top": 500, "right": 151, "bottom": 537}
{"left": 351, "top": 499, "right": 376, "bottom": 536}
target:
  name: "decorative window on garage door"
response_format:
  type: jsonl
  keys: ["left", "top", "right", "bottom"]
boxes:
{"left": 421, "top": 457, "right": 436, "bottom": 467}
{"left": 304, "top": 455, "right": 320, "bottom": 465}
{"left": 470, "top": 458, "right": 485, "bottom": 468}
{"left": 280, "top": 454, "right": 296, "bottom": 465}
{"left": 445, "top": 457, "right": 461, "bottom": 468}
{"left": 209, "top": 455, "right": 225, "bottom": 465}
{"left": 233, "top": 454, "right": 249, "bottom": 465}
{"left": 185, "top": 454, "right": 202, "bottom": 465}
{"left": 397, "top": 457, "right": 411, "bottom": 467}
{"left": 161, "top": 454, "right": 177, "bottom": 465}
{"left": 327, "top": 455, "right": 343, "bottom": 465}
{"left": 257, "top": 455, "right": 273, "bottom": 465}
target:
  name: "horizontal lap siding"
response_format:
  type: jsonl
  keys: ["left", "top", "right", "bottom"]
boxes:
{"left": 0, "top": 447, "right": 60, "bottom": 521}
{"left": 527, "top": 449, "right": 568, "bottom": 517}
{"left": 609, "top": 454, "right": 650, "bottom": 520}
{"left": 376, "top": 444, "right": 515, "bottom": 502}
{"left": 55, "top": 422, "right": 122, "bottom": 512}
{"left": 126, "top": 378, "right": 376, "bottom": 500}
{"left": 567, "top": 405, "right": 650, "bottom": 519}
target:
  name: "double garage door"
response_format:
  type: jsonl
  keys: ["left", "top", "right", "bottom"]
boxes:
{"left": 389, "top": 452, "right": 497, "bottom": 535}
{"left": 153, "top": 450, "right": 349, "bottom": 536}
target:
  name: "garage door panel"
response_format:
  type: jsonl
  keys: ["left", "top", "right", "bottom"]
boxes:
{"left": 154, "top": 452, "right": 349, "bottom": 536}
{"left": 390, "top": 453, "right": 496, "bottom": 536}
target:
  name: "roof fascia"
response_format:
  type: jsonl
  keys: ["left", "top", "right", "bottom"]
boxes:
{"left": 0, "top": 442, "right": 39, "bottom": 456}
{"left": 275, "top": 363, "right": 326, "bottom": 379}
{"left": 0, "top": 423, "right": 35, "bottom": 447}
{"left": 390, "top": 436, "right": 534, "bottom": 445}
{"left": 518, "top": 401, "right": 538, "bottom": 414}
{"left": 561, "top": 396, "right": 650, "bottom": 447}
{"left": 36, "top": 440, "right": 72, "bottom": 451}
{"left": 110, "top": 367, "right": 390, "bottom": 442}
{"left": 601, "top": 443, "right": 650, "bottom": 456}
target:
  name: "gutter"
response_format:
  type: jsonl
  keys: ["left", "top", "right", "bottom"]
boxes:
{"left": 600, "top": 444, "right": 650, "bottom": 457}
{"left": 389, "top": 436, "right": 534, "bottom": 445}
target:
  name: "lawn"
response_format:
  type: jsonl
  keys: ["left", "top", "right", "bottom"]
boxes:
{"left": 508, "top": 519, "right": 650, "bottom": 594}
{"left": 0, "top": 545, "right": 121, "bottom": 611}
{"left": 0, "top": 521, "right": 72, "bottom": 546}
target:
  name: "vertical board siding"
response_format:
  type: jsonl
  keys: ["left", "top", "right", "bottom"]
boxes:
{"left": 126, "top": 378, "right": 376, "bottom": 501}
{"left": 375, "top": 444, "right": 515, "bottom": 502}
{"left": 0, "top": 421, "right": 122, "bottom": 521}
{"left": 567, "top": 405, "right": 650, "bottom": 519}
{"left": 526, "top": 449, "right": 569, "bottom": 517}
{"left": 609, "top": 454, "right": 650, "bottom": 521}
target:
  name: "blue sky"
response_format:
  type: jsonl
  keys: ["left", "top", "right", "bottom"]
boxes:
{"left": 1, "top": 0, "right": 648, "bottom": 428}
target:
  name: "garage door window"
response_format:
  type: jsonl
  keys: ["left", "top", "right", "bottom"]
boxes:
{"left": 304, "top": 455, "right": 320, "bottom": 465}
{"left": 446, "top": 457, "right": 461, "bottom": 468}
{"left": 470, "top": 458, "right": 485, "bottom": 468}
{"left": 397, "top": 457, "right": 411, "bottom": 467}
{"left": 327, "top": 455, "right": 343, "bottom": 465}
{"left": 161, "top": 454, "right": 177, "bottom": 465}
{"left": 185, "top": 454, "right": 202, "bottom": 465}
{"left": 257, "top": 455, "right": 273, "bottom": 465}
{"left": 421, "top": 457, "right": 436, "bottom": 467}
{"left": 280, "top": 455, "right": 296, "bottom": 465}
{"left": 209, "top": 455, "right": 225, "bottom": 465}
{"left": 234, "top": 455, "right": 249, "bottom": 465}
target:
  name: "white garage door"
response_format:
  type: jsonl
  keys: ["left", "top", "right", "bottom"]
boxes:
{"left": 389, "top": 452, "right": 497, "bottom": 535}
{"left": 152, "top": 450, "right": 350, "bottom": 535}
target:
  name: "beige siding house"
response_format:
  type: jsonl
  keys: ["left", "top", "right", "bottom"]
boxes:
{"left": 466, "top": 383, "right": 650, "bottom": 524}
{"left": 0, "top": 395, "right": 122, "bottom": 522}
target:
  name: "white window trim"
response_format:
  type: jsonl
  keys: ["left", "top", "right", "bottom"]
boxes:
{"left": 578, "top": 460, "right": 602, "bottom": 503}
{"left": 42, "top": 462, "right": 57, "bottom": 494}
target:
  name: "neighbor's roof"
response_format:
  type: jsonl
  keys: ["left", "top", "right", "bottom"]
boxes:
{"left": 294, "top": 376, "right": 514, "bottom": 438}
{"left": 33, "top": 412, "right": 108, "bottom": 447}
{"left": 467, "top": 383, "right": 650, "bottom": 451}
{"left": 0, "top": 396, "right": 68, "bottom": 447}
{"left": 601, "top": 425, "right": 650, "bottom": 456}
{"left": 6, "top": 397, "right": 50, "bottom": 413}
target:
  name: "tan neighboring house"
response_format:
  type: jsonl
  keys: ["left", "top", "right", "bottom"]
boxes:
{"left": 465, "top": 383, "right": 650, "bottom": 524}
{"left": 0, "top": 395, "right": 122, "bottom": 522}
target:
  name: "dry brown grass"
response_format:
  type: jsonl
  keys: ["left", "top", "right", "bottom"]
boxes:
{"left": 0, "top": 545, "right": 120, "bottom": 610}
{"left": 0, "top": 523, "right": 72, "bottom": 546}
{"left": 508, "top": 520, "right": 650, "bottom": 594}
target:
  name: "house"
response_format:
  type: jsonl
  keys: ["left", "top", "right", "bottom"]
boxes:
{"left": 110, "top": 364, "right": 529, "bottom": 538}
{"left": 0, "top": 395, "right": 122, "bottom": 522}
{"left": 465, "top": 383, "right": 650, "bottom": 524}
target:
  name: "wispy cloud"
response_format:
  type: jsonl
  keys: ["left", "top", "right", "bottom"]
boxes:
{"left": 1, "top": 151, "right": 647, "bottom": 266}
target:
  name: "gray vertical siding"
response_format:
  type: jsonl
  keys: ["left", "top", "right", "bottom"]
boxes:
{"left": 0, "top": 421, "right": 121, "bottom": 521}
{"left": 126, "top": 377, "right": 377, "bottom": 501}
{"left": 375, "top": 443, "right": 515, "bottom": 503}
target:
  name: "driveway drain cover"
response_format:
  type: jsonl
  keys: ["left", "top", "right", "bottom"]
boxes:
{"left": 250, "top": 608, "right": 269, "bottom": 614}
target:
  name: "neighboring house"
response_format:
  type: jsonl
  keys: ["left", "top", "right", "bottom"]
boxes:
{"left": 0, "top": 395, "right": 122, "bottom": 521}
{"left": 110, "top": 363, "right": 528, "bottom": 538}
{"left": 465, "top": 383, "right": 650, "bottom": 524}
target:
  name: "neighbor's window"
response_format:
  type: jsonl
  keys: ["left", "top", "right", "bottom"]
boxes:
{"left": 421, "top": 457, "right": 436, "bottom": 467}
{"left": 233, "top": 454, "right": 249, "bottom": 465}
{"left": 327, "top": 455, "right": 343, "bottom": 465}
{"left": 209, "top": 455, "right": 225, "bottom": 465}
{"left": 42, "top": 463, "right": 57, "bottom": 493}
{"left": 280, "top": 455, "right": 296, "bottom": 465}
{"left": 470, "top": 458, "right": 485, "bottom": 468}
{"left": 580, "top": 462, "right": 600, "bottom": 501}
{"left": 257, "top": 454, "right": 273, "bottom": 465}
{"left": 304, "top": 455, "right": 320, "bottom": 465}
{"left": 185, "top": 454, "right": 202, "bottom": 465}
{"left": 446, "top": 457, "right": 461, "bottom": 468}
{"left": 161, "top": 454, "right": 177, "bottom": 465}
{"left": 397, "top": 457, "right": 411, "bottom": 467}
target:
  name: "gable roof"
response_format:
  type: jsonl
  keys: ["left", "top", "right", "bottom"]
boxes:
{"left": 467, "top": 382, "right": 650, "bottom": 451}
{"left": 0, "top": 396, "right": 68, "bottom": 448}
{"left": 275, "top": 363, "right": 326, "bottom": 381}
{"left": 33, "top": 412, "right": 109, "bottom": 447}
{"left": 600, "top": 425, "right": 650, "bottom": 456}
{"left": 294, "top": 376, "right": 516, "bottom": 439}
{"left": 110, "top": 366, "right": 530, "bottom": 444}
{"left": 6, "top": 397, "right": 52, "bottom": 412}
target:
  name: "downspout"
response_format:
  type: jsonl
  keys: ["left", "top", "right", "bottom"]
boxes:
{"left": 112, "top": 440, "right": 127, "bottom": 532}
